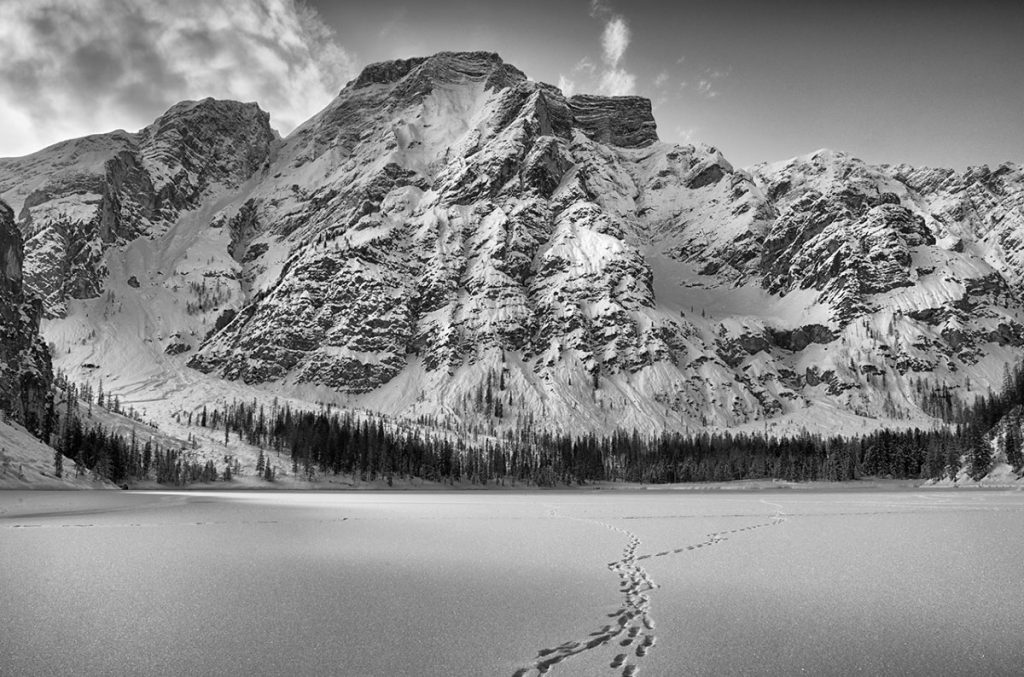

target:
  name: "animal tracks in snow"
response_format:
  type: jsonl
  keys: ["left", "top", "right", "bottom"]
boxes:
{"left": 511, "top": 503, "right": 787, "bottom": 676}
{"left": 634, "top": 511, "right": 785, "bottom": 563}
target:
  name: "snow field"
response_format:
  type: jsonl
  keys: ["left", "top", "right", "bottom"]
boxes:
{"left": 3, "top": 490, "right": 1023, "bottom": 676}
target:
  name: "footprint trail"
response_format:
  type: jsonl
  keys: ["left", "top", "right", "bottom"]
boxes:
{"left": 511, "top": 502, "right": 787, "bottom": 676}
{"left": 512, "top": 509, "right": 657, "bottom": 676}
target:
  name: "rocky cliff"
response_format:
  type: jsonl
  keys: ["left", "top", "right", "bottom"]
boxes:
{"left": 0, "top": 200, "right": 52, "bottom": 437}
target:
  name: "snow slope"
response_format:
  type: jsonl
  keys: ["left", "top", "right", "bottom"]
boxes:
{"left": 0, "top": 419, "right": 111, "bottom": 489}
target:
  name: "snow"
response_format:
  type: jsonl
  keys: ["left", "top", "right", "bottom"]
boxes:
{"left": 648, "top": 253, "right": 830, "bottom": 327}
{"left": 2, "top": 489, "right": 1023, "bottom": 676}
{"left": 0, "top": 131, "right": 135, "bottom": 214}
{"left": 0, "top": 419, "right": 112, "bottom": 489}
{"left": 26, "top": 193, "right": 103, "bottom": 229}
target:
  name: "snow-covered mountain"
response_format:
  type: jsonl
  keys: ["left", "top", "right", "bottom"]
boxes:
{"left": 3, "top": 51, "right": 1023, "bottom": 437}
{"left": 0, "top": 99, "right": 276, "bottom": 317}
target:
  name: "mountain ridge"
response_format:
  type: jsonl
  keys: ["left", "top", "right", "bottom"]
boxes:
{"left": 1, "top": 51, "right": 1022, "bottom": 439}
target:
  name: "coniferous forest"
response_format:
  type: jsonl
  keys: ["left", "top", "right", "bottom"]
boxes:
{"left": 51, "top": 363, "right": 1024, "bottom": 488}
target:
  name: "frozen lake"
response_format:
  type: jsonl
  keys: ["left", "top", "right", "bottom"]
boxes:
{"left": 2, "top": 488, "right": 1023, "bottom": 676}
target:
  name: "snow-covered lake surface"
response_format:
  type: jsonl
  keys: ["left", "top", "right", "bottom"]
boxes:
{"left": 2, "top": 489, "right": 1023, "bottom": 676}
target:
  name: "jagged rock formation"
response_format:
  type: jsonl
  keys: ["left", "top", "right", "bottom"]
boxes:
{"left": 0, "top": 200, "right": 52, "bottom": 437}
{"left": 2, "top": 52, "right": 1023, "bottom": 435}
{"left": 0, "top": 99, "right": 276, "bottom": 316}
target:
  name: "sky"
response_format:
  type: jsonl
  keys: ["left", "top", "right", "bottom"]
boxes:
{"left": 1, "top": 0, "right": 1021, "bottom": 168}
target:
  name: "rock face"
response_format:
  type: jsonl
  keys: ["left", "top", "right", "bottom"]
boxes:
{"left": 0, "top": 98, "right": 275, "bottom": 317}
{"left": 568, "top": 95, "right": 658, "bottom": 148}
{"left": 0, "top": 201, "right": 52, "bottom": 437}
{"left": 3, "top": 53, "right": 1024, "bottom": 435}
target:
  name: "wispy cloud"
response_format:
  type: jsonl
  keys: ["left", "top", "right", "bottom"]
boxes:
{"left": 589, "top": 0, "right": 612, "bottom": 19}
{"left": 557, "top": 57, "right": 596, "bottom": 98}
{"left": 596, "top": 14, "right": 635, "bottom": 96}
{"left": 558, "top": 2, "right": 636, "bottom": 98}
{"left": 674, "top": 126, "right": 698, "bottom": 144}
{"left": 695, "top": 66, "right": 731, "bottom": 99}
{"left": 0, "top": 0, "right": 356, "bottom": 157}
{"left": 378, "top": 7, "right": 408, "bottom": 39}
{"left": 598, "top": 67, "right": 636, "bottom": 97}
{"left": 558, "top": 74, "right": 577, "bottom": 97}
{"left": 601, "top": 16, "right": 630, "bottom": 68}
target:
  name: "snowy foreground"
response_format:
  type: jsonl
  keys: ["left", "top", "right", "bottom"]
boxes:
{"left": 2, "top": 490, "right": 1023, "bottom": 676}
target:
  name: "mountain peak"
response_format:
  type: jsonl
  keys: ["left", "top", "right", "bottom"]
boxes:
{"left": 349, "top": 51, "right": 526, "bottom": 92}
{"left": 150, "top": 97, "right": 270, "bottom": 129}
{"left": 350, "top": 56, "right": 429, "bottom": 89}
{"left": 344, "top": 52, "right": 657, "bottom": 148}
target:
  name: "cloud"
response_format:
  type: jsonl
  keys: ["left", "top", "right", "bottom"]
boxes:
{"left": 378, "top": 7, "right": 408, "bottom": 39}
{"left": 601, "top": 16, "right": 630, "bottom": 68}
{"left": 674, "top": 126, "right": 697, "bottom": 144}
{"left": 599, "top": 69, "right": 636, "bottom": 97}
{"left": 559, "top": 2, "right": 637, "bottom": 98}
{"left": 594, "top": 10, "right": 636, "bottom": 96}
{"left": 695, "top": 67, "right": 731, "bottom": 99}
{"left": 557, "top": 75, "right": 576, "bottom": 97}
{"left": 0, "top": 0, "right": 355, "bottom": 157}
{"left": 589, "top": 0, "right": 612, "bottom": 19}
{"left": 653, "top": 72, "right": 669, "bottom": 89}
{"left": 573, "top": 57, "right": 597, "bottom": 75}
{"left": 557, "top": 57, "right": 598, "bottom": 97}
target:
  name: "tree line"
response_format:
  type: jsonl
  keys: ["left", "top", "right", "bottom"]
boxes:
{"left": 47, "top": 362, "right": 1024, "bottom": 487}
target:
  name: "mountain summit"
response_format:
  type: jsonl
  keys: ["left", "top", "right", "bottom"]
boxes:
{"left": 1, "top": 52, "right": 1022, "bottom": 436}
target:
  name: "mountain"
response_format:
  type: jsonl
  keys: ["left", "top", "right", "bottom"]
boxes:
{"left": 2, "top": 51, "right": 1023, "bottom": 438}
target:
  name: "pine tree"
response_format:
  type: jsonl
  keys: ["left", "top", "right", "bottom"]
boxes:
{"left": 969, "top": 429, "right": 992, "bottom": 481}
{"left": 1005, "top": 424, "right": 1023, "bottom": 472}
{"left": 53, "top": 449, "right": 63, "bottom": 478}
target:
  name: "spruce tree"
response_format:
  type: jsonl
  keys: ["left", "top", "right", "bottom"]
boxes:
{"left": 1005, "top": 425, "right": 1023, "bottom": 472}
{"left": 969, "top": 429, "right": 992, "bottom": 481}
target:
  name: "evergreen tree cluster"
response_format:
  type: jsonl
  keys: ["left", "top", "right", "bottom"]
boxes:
{"left": 51, "top": 375, "right": 230, "bottom": 487}
{"left": 42, "top": 362, "right": 1024, "bottom": 488}
{"left": 181, "top": 400, "right": 956, "bottom": 485}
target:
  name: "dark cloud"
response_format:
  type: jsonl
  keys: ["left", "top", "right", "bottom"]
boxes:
{"left": 0, "top": 0, "right": 355, "bottom": 156}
